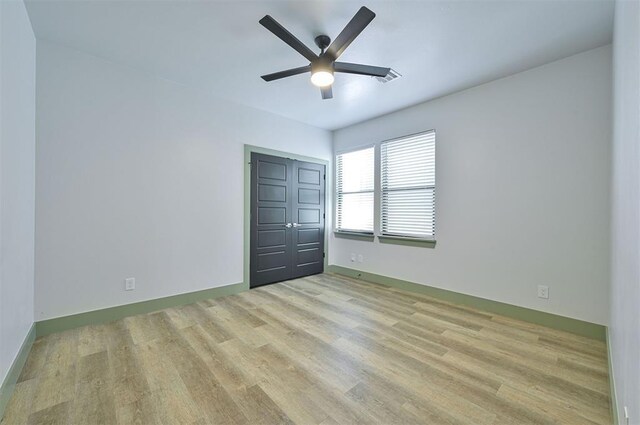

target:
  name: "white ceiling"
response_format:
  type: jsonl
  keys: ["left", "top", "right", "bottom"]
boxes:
{"left": 25, "top": 0, "right": 614, "bottom": 130}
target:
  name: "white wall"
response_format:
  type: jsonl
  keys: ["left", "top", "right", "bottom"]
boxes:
{"left": 610, "top": 0, "right": 640, "bottom": 422}
{"left": 0, "top": 0, "right": 36, "bottom": 384}
{"left": 331, "top": 46, "right": 611, "bottom": 325}
{"left": 35, "top": 41, "right": 332, "bottom": 321}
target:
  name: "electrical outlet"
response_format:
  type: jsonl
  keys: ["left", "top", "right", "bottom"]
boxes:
{"left": 350, "top": 253, "right": 356, "bottom": 262}
{"left": 357, "top": 254, "right": 364, "bottom": 263}
{"left": 125, "top": 277, "right": 135, "bottom": 291}
{"left": 537, "top": 285, "right": 549, "bottom": 299}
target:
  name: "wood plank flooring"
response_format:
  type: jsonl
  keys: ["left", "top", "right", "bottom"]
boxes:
{"left": 1, "top": 273, "right": 611, "bottom": 424}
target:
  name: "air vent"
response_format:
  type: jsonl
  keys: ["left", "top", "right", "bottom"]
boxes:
{"left": 375, "top": 69, "right": 401, "bottom": 83}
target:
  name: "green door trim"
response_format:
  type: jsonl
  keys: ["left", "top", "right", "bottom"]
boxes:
{"left": 244, "top": 145, "right": 330, "bottom": 289}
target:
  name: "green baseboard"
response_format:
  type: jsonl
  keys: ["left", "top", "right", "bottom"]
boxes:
{"left": 606, "top": 328, "right": 618, "bottom": 424}
{"left": 35, "top": 282, "right": 247, "bottom": 337}
{"left": 327, "top": 265, "right": 606, "bottom": 341}
{"left": 0, "top": 323, "right": 36, "bottom": 420}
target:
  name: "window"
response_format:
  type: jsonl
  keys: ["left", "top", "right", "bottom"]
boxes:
{"left": 381, "top": 131, "right": 436, "bottom": 239}
{"left": 336, "top": 147, "right": 374, "bottom": 233}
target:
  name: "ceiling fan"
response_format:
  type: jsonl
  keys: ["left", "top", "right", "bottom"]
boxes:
{"left": 259, "top": 6, "right": 391, "bottom": 100}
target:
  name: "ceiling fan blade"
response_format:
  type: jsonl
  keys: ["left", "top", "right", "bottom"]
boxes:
{"left": 261, "top": 65, "right": 311, "bottom": 82}
{"left": 259, "top": 15, "right": 318, "bottom": 63}
{"left": 334, "top": 62, "right": 390, "bottom": 77}
{"left": 321, "top": 86, "right": 333, "bottom": 100}
{"left": 324, "top": 7, "right": 375, "bottom": 62}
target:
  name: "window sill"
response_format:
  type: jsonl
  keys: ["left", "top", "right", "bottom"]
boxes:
{"left": 333, "top": 231, "right": 375, "bottom": 241}
{"left": 378, "top": 235, "right": 437, "bottom": 248}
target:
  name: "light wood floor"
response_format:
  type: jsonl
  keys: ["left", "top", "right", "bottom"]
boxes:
{"left": 2, "top": 273, "right": 611, "bottom": 425}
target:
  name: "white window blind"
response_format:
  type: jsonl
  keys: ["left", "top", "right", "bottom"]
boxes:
{"left": 381, "top": 131, "right": 436, "bottom": 239}
{"left": 336, "top": 147, "right": 374, "bottom": 233}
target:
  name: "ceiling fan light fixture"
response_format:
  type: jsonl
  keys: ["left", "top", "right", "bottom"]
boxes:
{"left": 310, "top": 69, "right": 334, "bottom": 87}
{"left": 260, "top": 7, "right": 386, "bottom": 99}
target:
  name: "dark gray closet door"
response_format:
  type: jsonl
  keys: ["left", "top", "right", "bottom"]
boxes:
{"left": 291, "top": 160, "right": 325, "bottom": 279}
{"left": 250, "top": 153, "right": 325, "bottom": 288}
{"left": 250, "top": 153, "right": 293, "bottom": 288}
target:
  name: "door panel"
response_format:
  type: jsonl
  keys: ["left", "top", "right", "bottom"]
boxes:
{"left": 250, "top": 153, "right": 326, "bottom": 287}
{"left": 297, "top": 247, "right": 321, "bottom": 265}
{"left": 257, "top": 250, "right": 288, "bottom": 271}
{"left": 298, "top": 168, "right": 321, "bottom": 184}
{"left": 257, "top": 229, "right": 286, "bottom": 248}
{"left": 258, "top": 160, "right": 287, "bottom": 180}
{"left": 258, "top": 184, "right": 286, "bottom": 202}
{"left": 258, "top": 207, "right": 286, "bottom": 224}
{"left": 298, "top": 188, "right": 320, "bottom": 204}
{"left": 298, "top": 209, "right": 320, "bottom": 224}
{"left": 297, "top": 228, "right": 320, "bottom": 245}
{"left": 291, "top": 160, "right": 325, "bottom": 279}
{"left": 250, "top": 153, "right": 293, "bottom": 287}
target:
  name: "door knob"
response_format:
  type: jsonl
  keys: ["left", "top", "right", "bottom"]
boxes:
{"left": 293, "top": 223, "right": 301, "bottom": 228}
{"left": 285, "top": 223, "right": 293, "bottom": 228}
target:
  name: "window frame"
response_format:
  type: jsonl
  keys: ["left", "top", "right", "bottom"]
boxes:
{"left": 333, "top": 130, "right": 437, "bottom": 244}
{"left": 379, "top": 130, "right": 436, "bottom": 241}
{"left": 334, "top": 144, "right": 376, "bottom": 235}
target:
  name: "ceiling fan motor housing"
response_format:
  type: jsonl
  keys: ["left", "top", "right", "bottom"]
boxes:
{"left": 314, "top": 35, "right": 331, "bottom": 51}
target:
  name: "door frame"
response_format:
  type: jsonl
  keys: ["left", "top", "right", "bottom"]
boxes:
{"left": 243, "top": 144, "right": 331, "bottom": 289}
